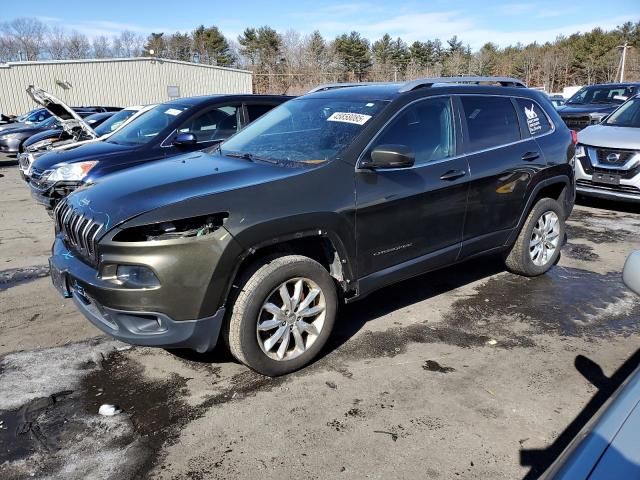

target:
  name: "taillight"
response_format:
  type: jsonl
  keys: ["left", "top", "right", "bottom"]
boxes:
{"left": 570, "top": 130, "right": 578, "bottom": 145}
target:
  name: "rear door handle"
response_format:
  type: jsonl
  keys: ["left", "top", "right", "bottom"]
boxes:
{"left": 521, "top": 151, "right": 540, "bottom": 162}
{"left": 439, "top": 169, "right": 467, "bottom": 181}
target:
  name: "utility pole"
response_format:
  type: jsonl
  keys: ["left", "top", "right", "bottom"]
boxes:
{"left": 617, "top": 42, "right": 631, "bottom": 82}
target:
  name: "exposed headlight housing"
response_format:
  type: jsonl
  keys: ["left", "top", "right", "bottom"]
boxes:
{"left": 113, "top": 213, "right": 229, "bottom": 242}
{"left": 44, "top": 161, "right": 98, "bottom": 182}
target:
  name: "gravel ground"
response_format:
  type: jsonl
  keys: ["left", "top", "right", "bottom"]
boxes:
{"left": 0, "top": 156, "right": 639, "bottom": 480}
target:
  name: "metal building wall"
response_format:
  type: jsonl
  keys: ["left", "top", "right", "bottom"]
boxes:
{"left": 0, "top": 58, "right": 253, "bottom": 115}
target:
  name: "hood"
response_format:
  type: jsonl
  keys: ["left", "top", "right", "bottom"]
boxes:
{"left": 31, "top": 140, "right": 135, "bottom": 171}
{"left": 0, "top": 122, "right": 27, "bottom": 133}
{"left": 0, "top": 124, "right": 43, "bottom": 137}
{"left": 26, "top": 86, "right": 97, "bottom": 140}
{"left": 23, "top": 128, "right": 65, "bottom": 150}
{"left": 578, "top": 124, "right": 640, "bottom": 150}
{"left": 558, "top": 103, "right": 618, "bottom": 116}
{"left": 65, "top": 151, "right": 305, "bottom": 229}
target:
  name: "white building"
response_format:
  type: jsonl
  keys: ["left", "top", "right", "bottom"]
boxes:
{"left": 0, "top": 57, "right": 253, "bottom": 114}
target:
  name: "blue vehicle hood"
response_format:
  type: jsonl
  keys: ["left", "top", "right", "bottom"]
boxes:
{"left": 32, "top": 141, "right": 137, "bottom": 170}
{"left": 65, "top": 150, "right": 307, "bottom": 229}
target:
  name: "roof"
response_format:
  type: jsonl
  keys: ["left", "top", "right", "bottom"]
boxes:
{"left": 0, "top": 57, "right": 252, "bottom": 75}
{"left": 161, "top": 94, "right": 294, "bottom": 107}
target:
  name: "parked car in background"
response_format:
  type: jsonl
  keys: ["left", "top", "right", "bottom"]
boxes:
{"left": 19, "top": 111, "right": 114, "bottom": 154}
{"left": 28, "top": 94, "right": 292, "bottom": 210}
{"left": 18, "top": 105, "right": 154, "bottom": 180}
{"left": 47, "top": 76, "right": 575, "bottom": 376}
{"left": 0, "top": 105, "right": 120, "bottom": 133}
{"left": 0, "top": 112, "right": 98, "bottom": 155}
{"left": 557, "top": 83, "right": 639, "bottom": 130}
{"left": 575, "top": 95, "right": 640, "bottom": 203}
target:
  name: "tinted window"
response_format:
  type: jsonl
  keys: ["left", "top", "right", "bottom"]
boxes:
{"left": 461, "top": 96, "right": 520, "bottom": 151}
{"left": 246, "top": 104, "right": 275, "bottom": 123}
{"left": 178, "top": 105, "right": 239, "bottom": 143}
{"left": 605, "top": 97, "right": 640, "bottom": 128}
{"left": 515, "top": 98, "right": 551, "bottom": 136}
{"left": 370, "top": 97, "right": 454, "bottom": 165}
{"left": 566, "top": 86, "right": 637, "bottom": 105}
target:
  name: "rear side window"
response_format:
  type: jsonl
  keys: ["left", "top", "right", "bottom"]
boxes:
{"left": 460, "top": 96, "right": 520, "bottom": 151}
{"left": 515, "top": 98, "right": 551, "bottom": 136}
{"left": 246, "top": 104, "right": 275, "bottom": 123}
{"left": 370, "top": 97, "right": 455, "bottom": 165}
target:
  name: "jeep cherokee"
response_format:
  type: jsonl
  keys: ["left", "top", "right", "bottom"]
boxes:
{"left": 49, "top": 77, "right": 576, "bottom": 376}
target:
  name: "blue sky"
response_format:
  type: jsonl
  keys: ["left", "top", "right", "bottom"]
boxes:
{"left": 5, "top": 0, "right": 639, "bottom": 49}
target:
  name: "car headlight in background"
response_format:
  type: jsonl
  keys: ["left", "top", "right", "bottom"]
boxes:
{"left": 575, "top": 145, "right": 586, "bottom": 158}
{"left": 44, "top": 161, "right": 98, "bottom": 182}
{"left": 589, "top": 112, "right": 607, "bottom": 124}
{"left": 0, "top": 132, "right": 20, "bottom": 140}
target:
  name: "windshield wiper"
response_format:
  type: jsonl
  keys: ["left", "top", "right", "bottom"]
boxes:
{"left": 223, "top": 151, "right": 281, "bottom": 165}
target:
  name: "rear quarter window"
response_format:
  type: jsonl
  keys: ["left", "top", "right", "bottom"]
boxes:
{"left": 515, "top": 98, "right": 552, "bottom": 137}
{"left": 460, "top": 96, "right": 520, "bottom": 151}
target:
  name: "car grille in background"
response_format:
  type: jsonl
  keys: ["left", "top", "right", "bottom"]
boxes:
{"left": 54, "top": 201, "right": 104, "bottom": 264}
{"left": 562, "top": 115, "right": 591, "bottom": 130}
{"left": 594, "top": 148, "right": 636, "bottom": 167}
{"left": 576, "top": 179, "right": 640, "bottom": 195}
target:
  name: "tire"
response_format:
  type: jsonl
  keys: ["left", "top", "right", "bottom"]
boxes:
{"left": 505, "top": 198, "right": 565, "bottom": 277}
{"left": 226, "top": 255, "right": 338, "bottom": 376}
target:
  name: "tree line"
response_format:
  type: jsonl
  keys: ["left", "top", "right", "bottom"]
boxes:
{"left": 1, "top": 17, "right": 639, "bottom": 94}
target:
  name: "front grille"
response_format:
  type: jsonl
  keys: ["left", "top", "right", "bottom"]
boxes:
{"left": 54, "top": 201, "right": 104, "bottom": 264}
{"left": 576, "top": 179, "right": 640, "bottom": 195}
{"left": 562, "top": 115, "right": 591, "bottom": 130}
{"left": 595, "top": 148, "right": 637, "bottom": 166}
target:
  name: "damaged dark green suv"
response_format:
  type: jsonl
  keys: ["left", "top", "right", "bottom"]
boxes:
{"left": 49, "top": 77, "right": 575, "bottom": 376}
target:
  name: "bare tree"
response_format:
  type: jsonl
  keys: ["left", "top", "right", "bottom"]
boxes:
{"left": 66, "top": 31, "right": 91, "bottom": 59}
{"left": 117, "top": 30, "right": 143, "bottom": 57}
{"left": 0, "top": 34, "right": 19, "bottom": 62}
{"left": 1, "top": 17, "right": 48, "bottom": 60}
{"left": 47, "top": 25, "right": 68, "bottom": 60}
{"left": 93, "top": 35, "right": 111, "bottom": 58}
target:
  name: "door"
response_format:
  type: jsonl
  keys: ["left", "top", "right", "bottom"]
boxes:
{"left": 355, "top": 96, "right": 469, "bottom": 279}
{"left": 458, "top": 95, "right": 541, "bottom": 256}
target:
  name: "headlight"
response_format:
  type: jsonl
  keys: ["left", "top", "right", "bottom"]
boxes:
{"left": 589, "top": 112, "right": 607, "bottom": 124}
{"left": 44, "top": 161, "right": 98, "bottom": 182}
{"left": 575, "top": 145, "right": 586, "bottom": 157}
{"left": 0, "top": 132, "right": 20, "bottom": 140}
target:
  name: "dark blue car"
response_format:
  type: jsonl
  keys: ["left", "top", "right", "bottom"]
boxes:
{"left": 28, "top": 94, "right": 291, "bottom": 210}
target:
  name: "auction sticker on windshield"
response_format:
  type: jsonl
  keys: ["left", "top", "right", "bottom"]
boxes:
{"left": 165, "top": 108, "right": 183, "bottom": 116}
{"left": 327, "top": 112, "right": 372, "bottom": 125}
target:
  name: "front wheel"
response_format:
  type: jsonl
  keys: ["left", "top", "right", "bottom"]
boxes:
{"left": 226, "top": 255, "right": 338, "bottom": 376}
{"left": 505, "top": 198, "right": 565, "bottom": 277}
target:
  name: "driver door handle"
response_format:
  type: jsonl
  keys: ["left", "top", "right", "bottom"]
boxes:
{"left": 440, "top": 169, "right": 467, "bottom": 181}
{"left": 521, "top": 151, "right": 540, "bottom": 162}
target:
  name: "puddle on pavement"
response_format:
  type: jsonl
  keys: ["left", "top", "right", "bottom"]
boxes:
{"left": 445, "top": 266, "right": 640, "bottom": 337}
{"left": 0, "top": 265, "right": 50, "bottom": 291}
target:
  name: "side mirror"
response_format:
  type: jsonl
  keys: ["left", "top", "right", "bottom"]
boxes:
{"left": 363, "top": 144, "right": 415, "bottom": 169}
{"left": 173, "top": 132, "right": 197, "bottom": 147}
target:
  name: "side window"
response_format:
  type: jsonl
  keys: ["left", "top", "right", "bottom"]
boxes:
{"left": 515, "top": 98, "right": 552, "bottom": 137}
{"left": 246, "top": 104, "right": 275, "bottom": 123}
{"left": 460, "top": 96, "right": 520, "bottom": 151}
{"left": 369, "top": 97, "right": 454, "bottom": 165}
{"left": 177, "top": 105, "right": 240, "bottom": 143}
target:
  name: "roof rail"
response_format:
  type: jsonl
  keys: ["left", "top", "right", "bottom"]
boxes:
{"left": 398, "top": 76, "right": 526, "bottom": 92}
{"left": 306, "top": 82, "right": 389, "bottom": 93}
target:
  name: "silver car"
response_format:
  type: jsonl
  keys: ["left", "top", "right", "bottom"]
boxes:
{"left": 575, "top": 95, "right": 640, "bottom": 203}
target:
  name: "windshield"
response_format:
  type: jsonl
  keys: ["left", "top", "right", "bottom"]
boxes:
{"left": 107, "top": 104, "right": 188, "bottom": 146}
{"left": 26, "top": 109, "right": 51, "bottom": 124}
{"left": 35, "top": 116, "right": 59, "bottom": 128}
{"left": 95, "top": 109, "right": 138, "bottom": 136}
{"left": 220, "top": 98, "right": 387, "bottom": 164}
{"left": 605, "top": 97, "right": 640, "bottom": 128}
{"left": 566, "top": 85, "right": 637, "bottom": 105}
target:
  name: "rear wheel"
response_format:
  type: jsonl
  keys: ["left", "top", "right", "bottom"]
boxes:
{"left": 226, "top": 255, "right": 337, "bottom": 376}
{"left": 505, "top": 198, "right": 564, "bottom": 276}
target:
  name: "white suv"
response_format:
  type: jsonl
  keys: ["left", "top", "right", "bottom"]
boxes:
{"left": 575, "top": 95, "right": 640, "bottom": 203}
